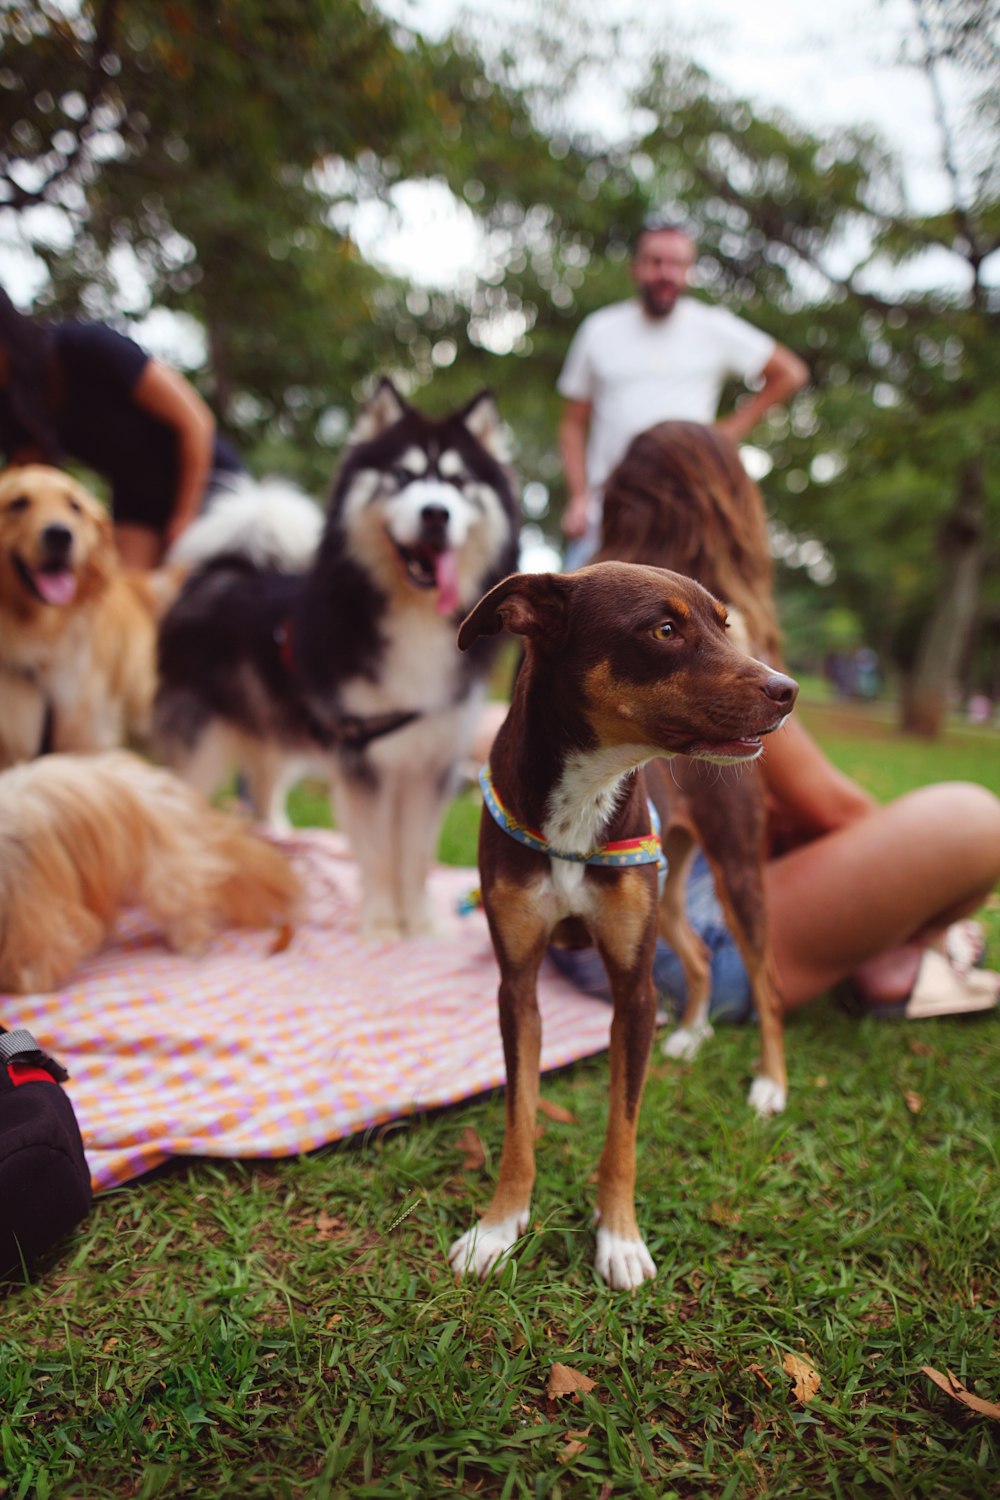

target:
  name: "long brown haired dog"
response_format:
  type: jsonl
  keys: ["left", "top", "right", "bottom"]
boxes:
{"left": 596, "top": 420, "right": 789, "bottom": 1087}
{"left": 0, "top": 465, "right": 180, "bottom": 767}
{"left": 450, "top": 564, "right": 796, "bottom": 1289}
{"left": 0, "top": 751, "right": 301, "bottom": 993}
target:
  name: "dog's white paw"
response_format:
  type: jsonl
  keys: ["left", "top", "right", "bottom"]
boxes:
{"left": 360, "top": 913, "right": 405, "bottom": 942}
{"left": 403, "top": 911, "right": 439, "bottom": 939}
{"left": 448, "top": 1212, "right": 527, "bottom": 1279}
{"left": 748, "top": 1076, "right": 786, "bottom": 1116}
{"left": 594, "top": 1227, "right": 656, "bottom": 1290}
{"left": 662, "top": 1018, "right": 714, "bottom": 1061}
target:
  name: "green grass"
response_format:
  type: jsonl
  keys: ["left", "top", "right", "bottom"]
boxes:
{"left": 3, "top": 701, "right": 999, "bottom": 1499}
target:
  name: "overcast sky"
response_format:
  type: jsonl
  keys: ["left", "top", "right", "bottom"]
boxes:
{"left": 2, "top": 0, "right": 988, "bottom": 328}
{"left": 381, "top": 0, "right": 963, "bottom": 209}
{"left": 362, "top": 0, "right": 988, "bottom": 290}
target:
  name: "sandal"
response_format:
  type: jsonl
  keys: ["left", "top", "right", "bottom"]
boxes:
{"left": 940, "top": 919, "right": 986, "bottom": 976}
{"left": 876, "top": 949, "right": 999, "bottom": 1021}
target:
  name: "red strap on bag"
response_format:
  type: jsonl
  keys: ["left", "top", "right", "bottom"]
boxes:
{"left": 7, "top": 1063, "right": 56, "bottom": 1087}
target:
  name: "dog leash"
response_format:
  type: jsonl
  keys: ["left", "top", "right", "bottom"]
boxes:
{"left": 478, "top": 763, "right": 668, "bottom": 878}
{"left": 0, "top": 1028, "right": 69, "bottom": 1085}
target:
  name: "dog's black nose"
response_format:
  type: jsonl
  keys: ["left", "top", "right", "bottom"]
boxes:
{"left": 41, "top": 523, "right": 73, "bottom": 559}
{"left": 762, "top": 672, "right": 798, "bottom": 709}
{"left": 420, "top": 504, "right": 450, "bottom": 529}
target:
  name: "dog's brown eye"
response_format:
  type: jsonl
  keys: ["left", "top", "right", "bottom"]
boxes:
{"left": 68, "top": 498, "right": 82, "bottom": 514}
{"left": 651, "top": 621, "right": 675, "bottom": 641}
{"left": 7, "top": 495, "right": 30, "bottom": 513}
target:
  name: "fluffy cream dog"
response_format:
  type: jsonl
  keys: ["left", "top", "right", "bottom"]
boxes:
{"left": 0, "top": 465, "right": 179, "bottom": 767}
{"left": 0, "top": 751, "right": 302, "bottom": 993}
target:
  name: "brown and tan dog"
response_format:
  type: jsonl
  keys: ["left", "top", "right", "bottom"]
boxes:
{"left": 595, "top": 422, "right": 794, "bottom": 1076}
{"left": 0, "top": 465, "right": 180, "bottom": 767}
{"left": 449, "top": 562, "right": 797, "bottom": 1289}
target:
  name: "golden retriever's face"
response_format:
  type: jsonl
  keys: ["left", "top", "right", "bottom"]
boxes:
{"left": 0, "top": 465, "right": 116, "bottom": 615}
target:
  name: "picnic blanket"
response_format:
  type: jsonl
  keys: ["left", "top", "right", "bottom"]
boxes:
{"left": 0, "top": 831, "right": 613, "bottom": 1193}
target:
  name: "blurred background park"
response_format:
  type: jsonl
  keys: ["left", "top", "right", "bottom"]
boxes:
{"left": 2, "top": 0, "right": 998, "bottom": 737}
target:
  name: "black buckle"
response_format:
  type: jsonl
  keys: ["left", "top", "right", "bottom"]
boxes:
{"left": 0, "top": 1029, "right": 69, "bottom": 1083}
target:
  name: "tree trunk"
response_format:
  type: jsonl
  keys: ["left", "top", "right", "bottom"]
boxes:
{"left": 900, "top": 456, "right": 986, "bottom": 737}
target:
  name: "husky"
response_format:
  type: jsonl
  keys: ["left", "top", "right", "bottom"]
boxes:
{"left": 153, "top": 379, "right": 521, "bottom": 938}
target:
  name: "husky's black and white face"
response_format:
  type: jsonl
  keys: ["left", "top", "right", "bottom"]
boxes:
{"left": 334, "top": 380, "right": 519, "bottom": 617}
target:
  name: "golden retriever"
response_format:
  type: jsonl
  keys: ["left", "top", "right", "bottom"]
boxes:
{"left": 0, "top": 751, "right": 302, "bottom": 993}
{"left": 0, "top": 465, "right": 179, "bottom": 767}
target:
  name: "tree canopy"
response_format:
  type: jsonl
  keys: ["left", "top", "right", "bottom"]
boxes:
{"left": 1, "top": 0, "right": 998, "bottom": 726}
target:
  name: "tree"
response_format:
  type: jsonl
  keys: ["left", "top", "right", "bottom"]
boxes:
{"left": 3, "top": 0, "right": 997, "bottom": 727}
{"left": 882, "top": 0, "right": 1000, "bottom": 731}
{"left": 1, "top": 0, "right": 478, "bottom": 486}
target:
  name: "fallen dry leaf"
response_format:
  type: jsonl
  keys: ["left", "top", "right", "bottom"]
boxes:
{"left": 709, "top": 1201, "right": 741, "bottom": 1227}
{"left": 558, "top": 1425, "right": 592, "bottom": 1463}
{"left": 456, "top": 1125, "right": 486, "bottom": 1171}
{"left": 747, "top": 1361, "right": 773, "bottom": 1390}
{"left": 314, "top": 1211, "right": 348, "bottom": 1241}
{"left": 548, "top": 1363, "right": 597, "bottom": 1399}
{"left": 921, "top": 1366, "right": 1000, "bottom": 1420}
{"left": 908, "top": 1039, "right": 934, "bottom": 1057}
{"left": 904, "top": 1091, "right": 923, "bottom": 1114}
{"left": 537, "top": 1096, "right": 578, "bottom": 1125}
{"left": 782, "top": 1352, "right": 821, "bottom": 1404}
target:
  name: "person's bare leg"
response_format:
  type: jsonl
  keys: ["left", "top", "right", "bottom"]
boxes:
{"left": 114, "top": 523, "right": 162, "bottom": 569}
{"left": 765, "top": 782, "right": 1000, "bottom": 1010}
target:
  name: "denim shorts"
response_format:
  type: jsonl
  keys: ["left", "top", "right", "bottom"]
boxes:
{"left": 546, "top": 851, "right": 753, "bottom": 1023}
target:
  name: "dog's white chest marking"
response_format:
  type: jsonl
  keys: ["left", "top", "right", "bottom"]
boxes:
{"left": 342, "top": 611, "right": 459, "bottom": 721}
{"left": 539, "top": 745, "right": 655, "bottom": 915}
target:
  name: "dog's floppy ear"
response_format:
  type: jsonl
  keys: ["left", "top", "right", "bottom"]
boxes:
{"left": 460, "top": 390, "right": 510, "bottom": 462}
{"left": 77, "top": 496, "right": 118, "bottom": 601}
{"left": 347, "top": 377, "right": 409, "bottom": 445}
{"left": 458, "top": 571, "right": 568, "bottom": 650}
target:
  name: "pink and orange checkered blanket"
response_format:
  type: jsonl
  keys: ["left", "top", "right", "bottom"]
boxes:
{"left": 0, "top": 831, "right": 613, "bottom": 1192}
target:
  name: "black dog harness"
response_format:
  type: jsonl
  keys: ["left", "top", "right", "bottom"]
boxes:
{"left": 273, "top": 620, "right": 421, "bottom": 752}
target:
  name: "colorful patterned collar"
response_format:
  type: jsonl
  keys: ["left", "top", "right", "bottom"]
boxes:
{"left": 478, "top": 763, "right": 667, "bottom": 877}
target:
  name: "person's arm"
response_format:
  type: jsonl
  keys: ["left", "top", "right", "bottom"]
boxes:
{"left": 559, "top": 397, "right": 595, "bottom": 539}
{"left": 715, "top": 343, "right": 809, "bottom": 445}
{"left": 130, "top": 358, "right": 217, "bottom": 545}
{"left": 761, "top": 715, "right": 876, "bottom": 850}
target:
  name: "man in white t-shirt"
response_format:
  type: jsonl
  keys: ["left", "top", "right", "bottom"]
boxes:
{"left": 558, "top": 220, "right": 809, "bottom": 562}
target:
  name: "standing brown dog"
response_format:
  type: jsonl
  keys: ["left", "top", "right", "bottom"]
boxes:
{"left": 595, "top": 421, "right": 790, "bottom": 1075}
{"left": 449, "top": 562, "right": 797, "bottom": 1290}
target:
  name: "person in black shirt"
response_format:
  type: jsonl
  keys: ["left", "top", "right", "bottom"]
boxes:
{"left": 0, "top": 286, "right": 245, "bottom": 567}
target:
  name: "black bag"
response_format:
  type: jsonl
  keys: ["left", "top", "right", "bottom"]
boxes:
{"left": 0, "top": 1028, "right": 92, "bottom": 1276}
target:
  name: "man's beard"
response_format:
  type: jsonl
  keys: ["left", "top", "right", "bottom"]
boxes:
{"left": 639, "top": 284, "right": 680, "bottom": 318}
